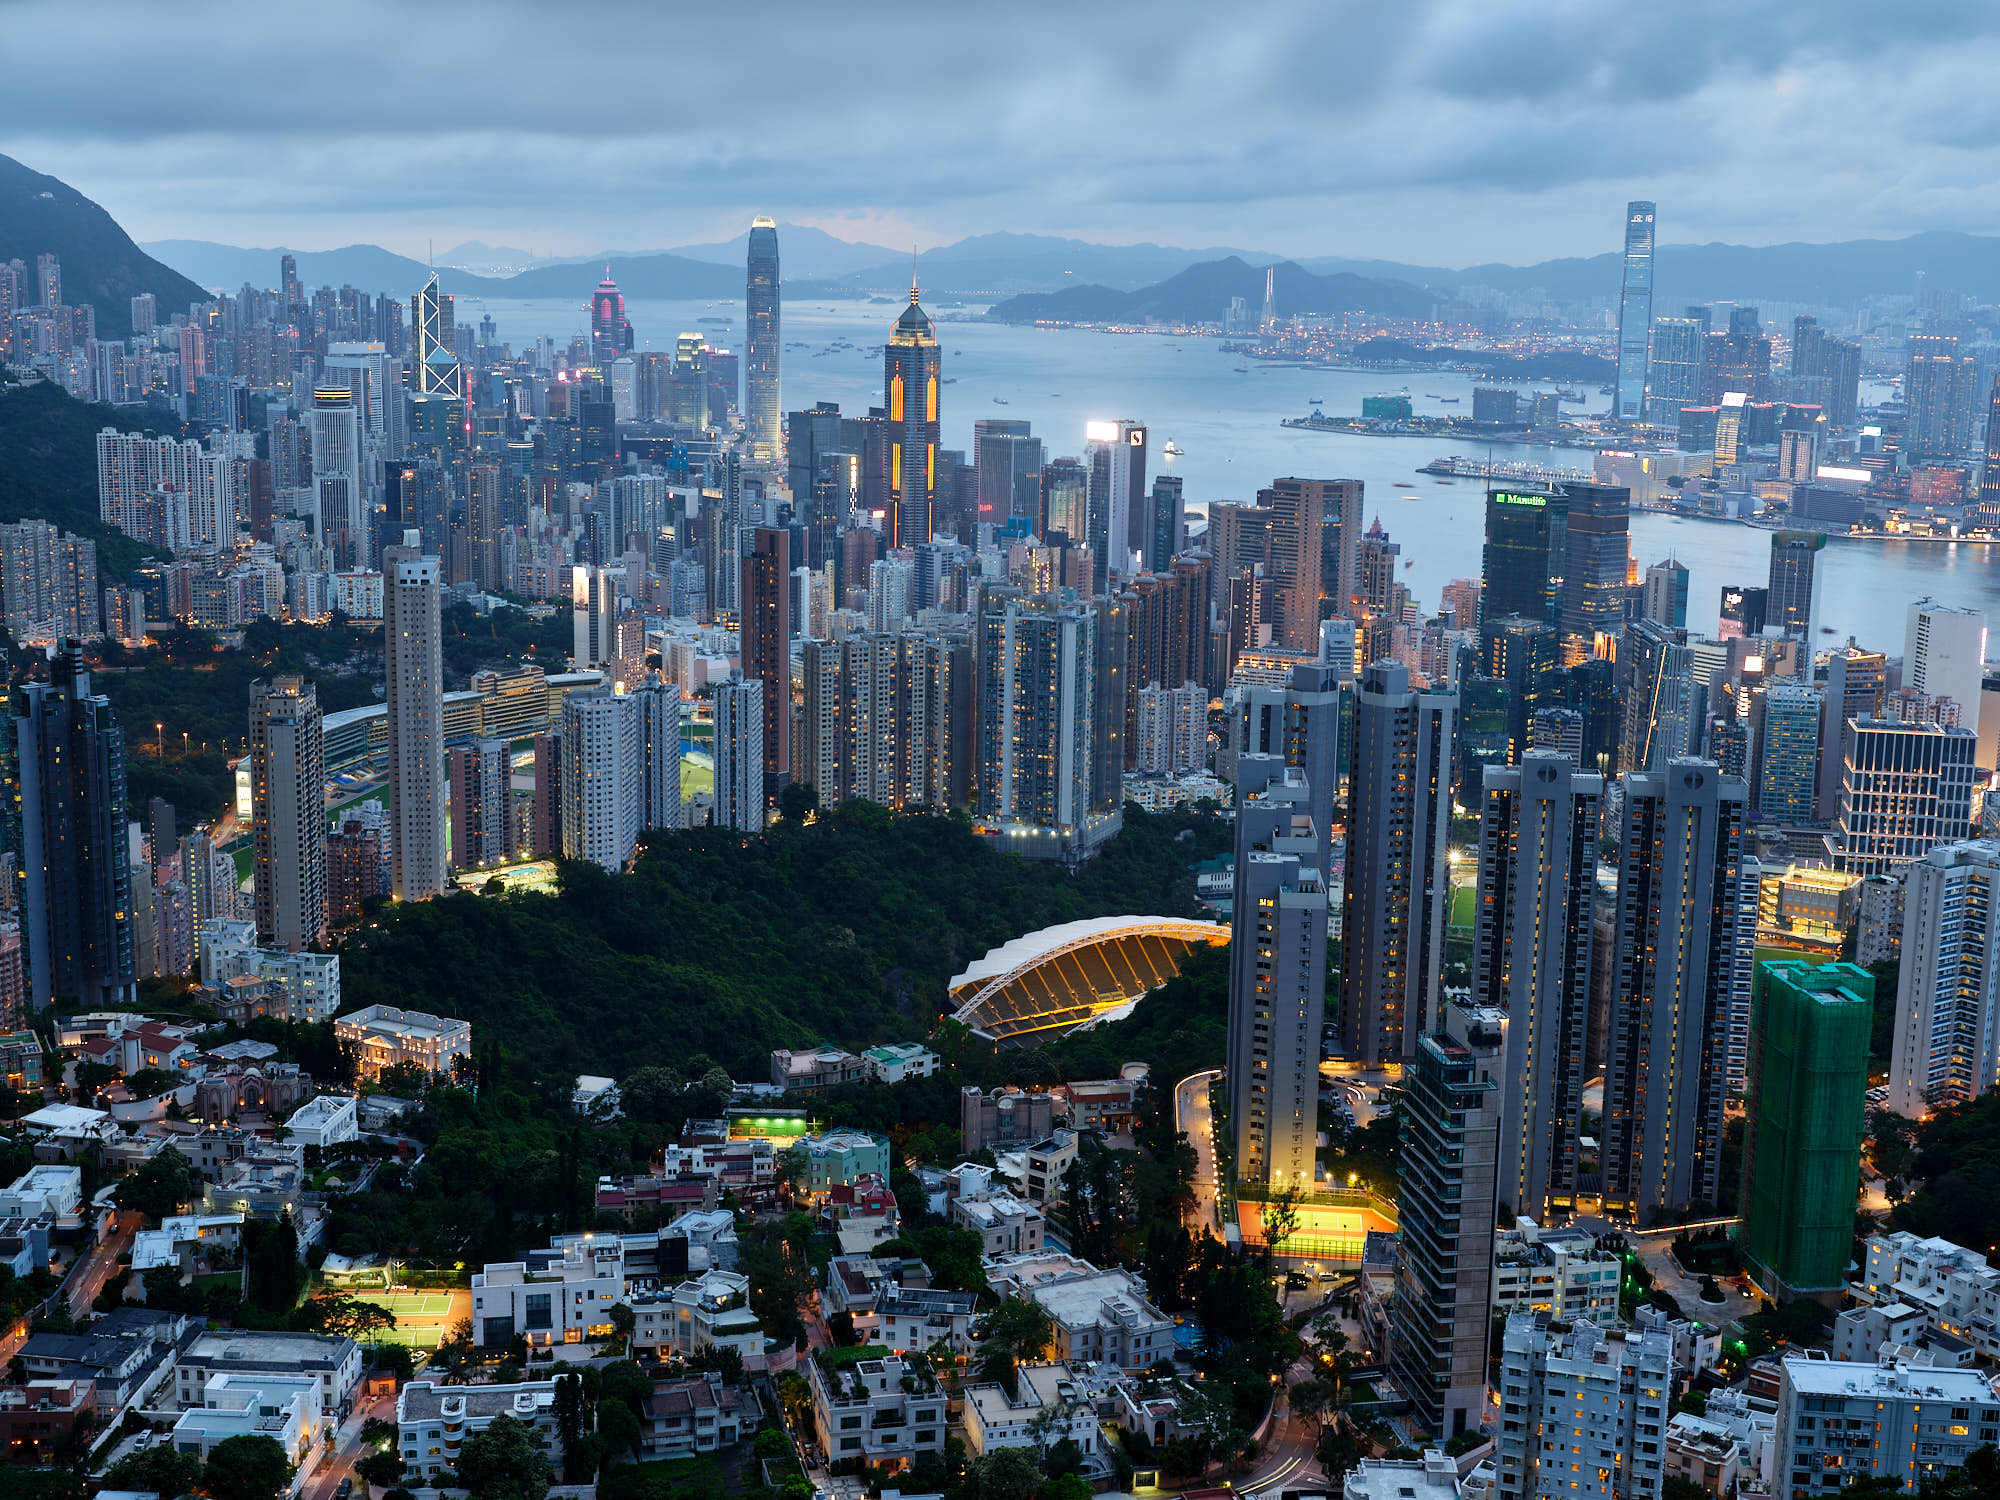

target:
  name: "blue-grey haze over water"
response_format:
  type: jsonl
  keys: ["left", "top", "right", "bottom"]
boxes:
{"left": 474, "top": 294, "right": 2000, "bottom": 649}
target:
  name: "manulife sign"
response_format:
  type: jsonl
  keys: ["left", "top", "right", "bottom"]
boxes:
{"left": 1493, "top": 490, "right": 1548, "bottom": 508}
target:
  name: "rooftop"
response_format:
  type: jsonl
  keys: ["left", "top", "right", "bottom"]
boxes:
{"left": 1782, "top": 1355, "right": 2000, "bottom": 1401}
{"left": 398, "top": 1380, "right": 555, "bottom": 1423}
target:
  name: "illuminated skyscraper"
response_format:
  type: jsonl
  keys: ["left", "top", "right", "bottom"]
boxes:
{"left": 1262, "top": 477, "right": 1328, "bottom": 654}
{"left": 1475, "top": 751, "right": 1602, "bottom": 1222}
{"left": 714, "top": 674, "right": 765, "bottom": 832}
{"left": 1601, "top": 759, "right": 1750, "bottom": 1223}
{"left": 1085, "top": 419, "right": 1147, "bottom": 591}
{"left": 1556, "top": 481, "right": 1631, "bottom": 665}
{"left": 885, "top": 283, "right": 942, "bottom": 550}
{"left": 384, "top": 540, "right": 446, "bottom": 901}
{"left": 1903, "top": 334, "right": 1980, "bottom": 461}
{"left": 589, "top": 266, "right": 632, "bottom": 365}
{"left": 744, "top": 218, "right": 781, "bottom": 462}
{"left": 249, "top": 676, "right": 326, "bottom": 953}
{"left": 1644, "top": 312, "right": 1707, "bottom": 426}
{"left": 1613, "top": 202, "right": 1655, "bottom": 421}
{"left": 1225, "top": 757, "right": 1327, "bottom": 1192}
{"left": 411, "top": 272, "right": 461, "bottom": 400}
{"left": 975, "top": 591, "right": 1101, "bottom": 853}
{"left": 1479, "top": 487, "right": 1561, "bottom": 630}
{"left": 1342, "top": 660, "right": 1458, "bottom": 1064}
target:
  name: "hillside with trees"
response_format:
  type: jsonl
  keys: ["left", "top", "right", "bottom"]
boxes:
{"left": 0, "top": 380, "right": 180, "bottom": 577}
{"left": 340, "top": 802, "right": 1232, "bottom": 1078}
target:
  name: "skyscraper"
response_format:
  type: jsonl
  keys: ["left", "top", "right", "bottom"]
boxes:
{"left": 744, "top": 218, "right": 781, "bottom": 463}
{"left": 1755, "top": 683, "right": 1822, "bottom": 823}
{"left": 1889, "top": 841, "right": 2000, "bottom": 1117}
{"left": 1342, "top": 660, "right": 1457, "bottom": 1064}
{"left": 1146, "top": 474, "right": 1184, "bottom": 574}
{"left": 411, "top": 271, "right": 461, "bottom": 401}
{"left": 1766, "top": 530, "right": 1824, "bottom": 644}
{"left": 1613, "top": 202, "right": 1655, "bottom": 421}
{"left": 1601, "top": 759, "right": 1750, "bottom": 1224}
{"left": 1740, "top": 960, "right": 1871, "bottom": 1298}
{"left": 1224, "top": 757, "right": 1328, "bottom": 1192}
{"left": 974, "top": 420, "right": 1043, "bottom": 530}
{"left": 1480, "top": 487, "right": 1561, "bottom": 630}
{"left": 10, "top": 653, "right": 136, "bottom": 1010}
{"left": 310, "top": 386, "right": 362, "bottom": 566}
{"left": 1902, "top": 334, "right": 1980, "bottom": 461}
{"left": 1979, "top": 374, "right": 2000, "bottom": 513}
{"left": 713, "top": 674, "right": 765, "bottom": 833}
{"left": 633, "top": 682, "right": 685, "bottom": 837}
{"left": 975, "top": 591, "right": 1101, "bottom": 853}
{"left": 1391, "top": 1000, "right": 1506, "bottom": 1439}
{"left": 741, "top": 527, "right": 792, "bottom": 797}
{"left": 1816, "top": 646, "right": 1888, "bottom": 820}
{"left": 249, "top": 676, "right": 326, "bottom": 953}
{"left": 383, "top": 540, "right": 446, "bottom": 901}
{"left": 1906, "top": 599, "right": 1988, "bottom": 735}
{"left": 447, "top": 738, "right": 511, "bottom": 872}
{"left": 1318, "top": 478, "right": 1366, "bottom": 621}
{"left": 560, "top": 690, "right": 641, "bottom": 872}
{"left": 885, "top": 283, "right": 942, "bottom": 549}
{"left": 1262, "top": 477, "right": 1328, "bottom": 654}
{"left": 1085, "top": 420, "right": 1147, "bottom": 591}
{"left": 0, "top": 520, "right": 98, "bottom": 644}
{"left": 570, "top": 564, "right": 623, "bottom": 673}
{"left": 1474, "top": 752, "right": 1603, "bottom": 1221}
{"left": 1555, "top": 481, "right": 1631, "bottom": 664}
{"left": 1641, "top": 558, "right": 1688, "bottom": 628}
{"left": 1837, "top": 717, "right": 1977, "bottom": 876}
{"left": 1644, "top": 314, "right": 1707, "bottom": 426}
{"left": 589, "top": 267, "right": 632, "bottom": 365}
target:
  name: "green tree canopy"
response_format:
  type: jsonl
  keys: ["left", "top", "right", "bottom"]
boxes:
{"left": 114, "top": 1146, "right": 200, "bottom": 1223}
{"left": 201, "top": 1434, "right": 297, "bottom": 1500}
{"left": 455, "top": 1413, "right": 551, "bottom": 1500}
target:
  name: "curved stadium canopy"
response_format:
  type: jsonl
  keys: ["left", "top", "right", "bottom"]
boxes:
{"left": 948, "top": 917, "right": 1230, "bottom": 1046}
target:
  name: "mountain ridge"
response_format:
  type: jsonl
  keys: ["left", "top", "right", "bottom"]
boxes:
{"left": 0, "top": 154, "right": 209, "bottom": 339}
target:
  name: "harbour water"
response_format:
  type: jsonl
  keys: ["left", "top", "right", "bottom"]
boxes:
{"left": 471, "top": 294, "right": 2000, "bottom": 646}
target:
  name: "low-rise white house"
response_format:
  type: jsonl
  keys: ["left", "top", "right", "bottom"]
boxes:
{"left": 0, "top": 1165, "right": 82, "bottom": 1221}
{"left": 630, "top": 1270, "right": 765, "bottom": 1370}
{"left": 171, "top": 1372, "right": 322, "bottom": 1490}
{"left": 962, "top": 1363, "right": 1101, "bottom": 1461}
{"left": 861, "top": 1044, "right": 939, "bottom": 1084}
{"left": 952, "top": 1188, "right": 1045, "bottom": 1257}
{"left": 985, "top": 1251, "right": 1176, "bottom": 1372}
{"left": 131, "top": 1213, "right": 244, "bottom": 1274}
{"left": 397, "top": 1380, "right": 559, "bottom": 1482}
{"left": 175, "top": 1330, "right": 362, "bottom": 1419}
{"left": 284, "top": 1095, "right": 358, "bottom": 1150}
{"left": 471, "top": 1240, "right": 626, "bottom": 1350}
{"left": 806, "top": 1351, "right": 946, "bottom": 1472}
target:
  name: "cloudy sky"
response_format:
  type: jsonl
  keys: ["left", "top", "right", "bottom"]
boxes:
{"left": 8, "top": 0, "right": 1998, "bottom": 265}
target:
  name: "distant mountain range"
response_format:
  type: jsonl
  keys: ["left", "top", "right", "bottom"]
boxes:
{"left": 986, "top": 256, "right": 1437, "bottom": 325}
{"left": 0, "top": 133, "right": 1962, "bottom": 318}
{"left": 0, "top": 154, "right": 208, "bottom": 339}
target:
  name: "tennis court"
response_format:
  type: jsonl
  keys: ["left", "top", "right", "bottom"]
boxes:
{"left": 376, "top": 1289, "right": 456, "bottom": 1319}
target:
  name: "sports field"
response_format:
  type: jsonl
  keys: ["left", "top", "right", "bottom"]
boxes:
{"left": 361, "top": 1287, "right": 466, "bottom": 1352}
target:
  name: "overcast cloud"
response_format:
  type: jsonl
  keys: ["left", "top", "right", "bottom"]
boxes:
{"left": 7, "top": 0, "right": 2000, "bottom": 263}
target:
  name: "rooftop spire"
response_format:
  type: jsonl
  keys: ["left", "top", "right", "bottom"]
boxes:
{"left": 911, "top": 245, "right": 920, "bottom": 303}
